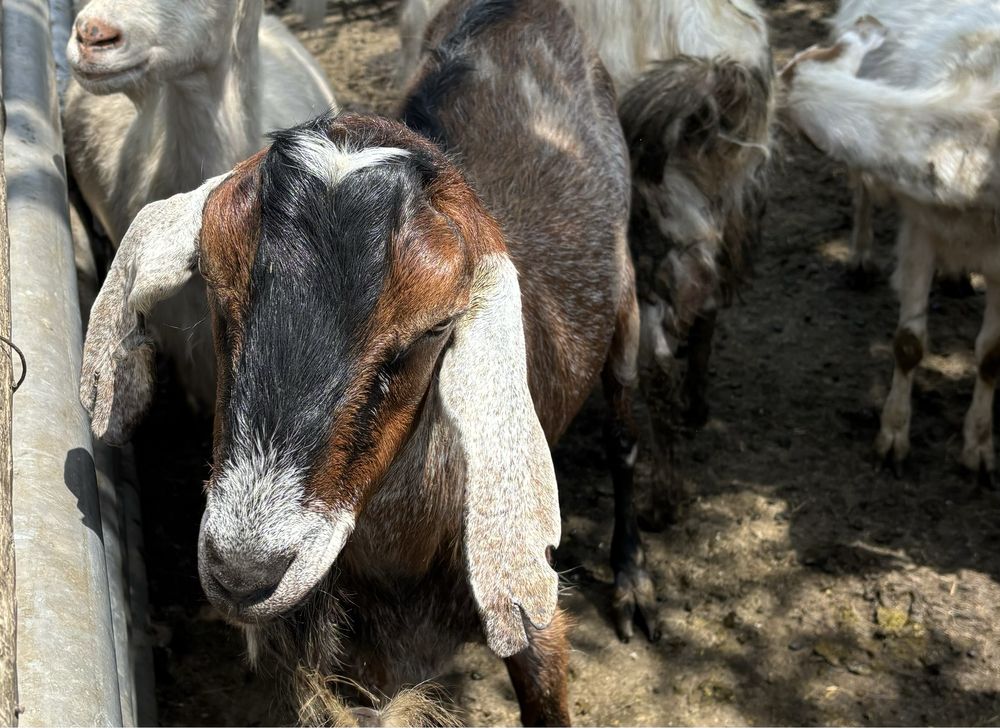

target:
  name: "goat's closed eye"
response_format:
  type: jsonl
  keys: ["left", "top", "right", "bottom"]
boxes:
{"left": 425, "top": 316, "right": 454, "bottom": 338}
{"left": 382, "top": 318, "right": 455, "bottom": 373}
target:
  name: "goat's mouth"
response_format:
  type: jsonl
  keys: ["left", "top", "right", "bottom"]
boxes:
{"left": 69, "top": 55, "right": 149, "bottom": 93}
{"left": 198, "top": 512, "right": 355, "bottom": 625}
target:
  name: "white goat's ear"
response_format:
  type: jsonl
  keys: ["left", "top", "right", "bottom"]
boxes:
{"left": 438, "top": 254, "right": 561, "bottom": 658}
{"left": 80, "top": 174, "right": 227, "bottom": 445}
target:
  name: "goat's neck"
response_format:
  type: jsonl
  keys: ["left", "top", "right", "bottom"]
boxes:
{"left": 128, "top": 2, "right": 261, "bottom": 204}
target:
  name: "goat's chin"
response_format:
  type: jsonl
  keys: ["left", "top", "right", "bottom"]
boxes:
{"left": 70, "top": 57, "right": 150, "bottom": 95}
{"left": 199, "top": 513, "right": 355, "bottom": 625}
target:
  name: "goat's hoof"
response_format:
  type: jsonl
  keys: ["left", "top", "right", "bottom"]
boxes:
{"left": 843, "top": 261, "right": 881, "bottom": 290}
{"left": 612, "top": 565, "right": 661, "bottom": 644}
{"left": 936, "top": 272, "right": 976, "bottom": 298}
{"left": 874, "top": 431, "right": 908, "bottom": 477}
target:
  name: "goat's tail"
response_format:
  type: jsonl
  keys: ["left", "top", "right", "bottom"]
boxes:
{"left": 294, "top": 667, "right": 463, "bottom": 727}
{"left": 784, "top": 58, "right": 1000, "bottom": 209}
{"left": 619, "top": 56, "right": 773, "bottom": 301}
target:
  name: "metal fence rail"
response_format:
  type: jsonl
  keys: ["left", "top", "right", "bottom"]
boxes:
{"left": 0, "top": 3, "right": 17, "bottom": 722}
{"left": 3, "top": 0, "right": 139, "bottom": 723}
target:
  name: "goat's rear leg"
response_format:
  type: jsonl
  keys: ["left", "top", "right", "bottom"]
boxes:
{"left": 504, "top": 608, "right": 571, "bottom": 726}
{"left": 604, "top": 294, "right": 659, "bottom": 643}
{"left": 961, "top": 278, "right": 1000, "bottom": 486}
{"left": 875, "top": 219, "right": 935, "bottom": 473}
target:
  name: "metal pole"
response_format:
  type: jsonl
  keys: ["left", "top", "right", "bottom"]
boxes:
{"left": 3, "top": 0, "right": 123, "bottom": 722}
{"left": 0, "top": 1, "right": 18, "bottom": 721}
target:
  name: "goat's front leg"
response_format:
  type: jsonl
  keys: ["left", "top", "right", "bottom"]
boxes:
{"left": 604, "top": 363, "right": 660, "bottom": 643}
{"left": 961, "top": 278, "right": 1000, "bottom": 485}
{"left": 504, "top": 609, "right": 571, "bottom": 727}
{"left": 607, "top": 272, "right": 660, "bottom": 641}
{"left": 875, "top": 219, "right": 935, "bottom": 473}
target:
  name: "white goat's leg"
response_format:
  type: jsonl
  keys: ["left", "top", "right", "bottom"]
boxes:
{"left": 961, "top": 279, "right": 1000, "bottom": 482}
{"left": 847, "top": 170, "right": 877, "bottom": 285}
{"left": 875, "top": 219, "right": 935, "bottom": 472}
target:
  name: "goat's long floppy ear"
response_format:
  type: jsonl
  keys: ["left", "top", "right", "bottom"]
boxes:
{"left": 438, "top": 253, "right": 561, "bottom": 658}
{"left": 80, "top": 174, "right": 227, "bottom": 445}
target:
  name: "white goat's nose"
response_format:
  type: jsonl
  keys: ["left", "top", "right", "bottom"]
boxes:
{"left": 74, "top": 16, "right": 122, "bottom": 50}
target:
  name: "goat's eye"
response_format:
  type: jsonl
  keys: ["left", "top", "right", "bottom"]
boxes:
{"left": 426, "top": 316, "right": 454, "bottom": 338}
{"left": 383, "top": 318, "right": 456, "bottom": 372}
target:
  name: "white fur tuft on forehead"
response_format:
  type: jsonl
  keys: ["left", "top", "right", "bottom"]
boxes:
{"left": 285, "top": 131, "right": 411, "bottom": 187}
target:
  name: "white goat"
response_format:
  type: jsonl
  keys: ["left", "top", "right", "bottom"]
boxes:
{"left": 830, "top": 0, "right": 997, "bottom": 284}
{"left": 782, "top": 7, "right": 1000, "bottom": 478}
{"left": 64, "top": 0, "right": 335, "bottom": 410}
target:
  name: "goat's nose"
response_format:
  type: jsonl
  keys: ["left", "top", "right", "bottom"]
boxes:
{"left": 75, "top": 17, "right": 123, "bottom": 49}
{"left": 203, "top": 537, "right": 292, "bottom": 608}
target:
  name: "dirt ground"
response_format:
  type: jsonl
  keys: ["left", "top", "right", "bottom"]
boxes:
{"left": 134, "top": 1, "right": 1000, "bottom": 725}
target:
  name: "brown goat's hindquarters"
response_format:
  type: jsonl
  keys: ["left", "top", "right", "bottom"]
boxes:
{"left": 80, "top": 173, "right": 228, "bottom": 445}
{"left": 438, "top": 253, "right": 561, "bottom": 659}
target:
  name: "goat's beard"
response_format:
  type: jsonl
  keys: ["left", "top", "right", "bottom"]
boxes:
{"left": 241, "top": 568, "right": 347, "bottom": 676}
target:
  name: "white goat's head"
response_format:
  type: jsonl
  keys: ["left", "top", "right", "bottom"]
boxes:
{"left": 67, "top": 0, "right": 258, "bottom": 95}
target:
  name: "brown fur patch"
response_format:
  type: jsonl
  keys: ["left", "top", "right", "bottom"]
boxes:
{"left": 426, "top": 166, "right": 507, "bottom": 260}
{"left": 781, "top": 42, "right": 845, "bottom": 84}
{"left": 855, "top": 15, "right": 886, "bottom": 32}
{"left": 894, "top": 328, "right": 924, "bottom": 373}
{"left": 200, "top": 148, "right": 267, "bottom": 350}
{"left": 200, "top": 149, "right": 266, "bottom": 459}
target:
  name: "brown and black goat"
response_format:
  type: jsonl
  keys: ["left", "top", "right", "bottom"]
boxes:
{"left": 400, "top": 0, "right": 776, "bottom": 528}
{"left": 80, "top": 0, "right": 651, "bottom": 722}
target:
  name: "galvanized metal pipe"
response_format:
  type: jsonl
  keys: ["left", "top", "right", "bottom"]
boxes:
{"left": 3, "top": 0, "right": 122, "bottom": 722}
{"left": 0, "top": 4, "right": 18, "bottom": 723}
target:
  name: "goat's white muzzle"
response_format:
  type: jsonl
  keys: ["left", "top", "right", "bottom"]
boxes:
{"left": 198, "top": 505, "right": 354, "bottom": 623}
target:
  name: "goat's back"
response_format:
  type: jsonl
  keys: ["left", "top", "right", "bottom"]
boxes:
{"left": 835, "top": 0, "right": 1000, "bottom": 89}
{"left": 403, "top": 0, "right": 631, "bottom": 439}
